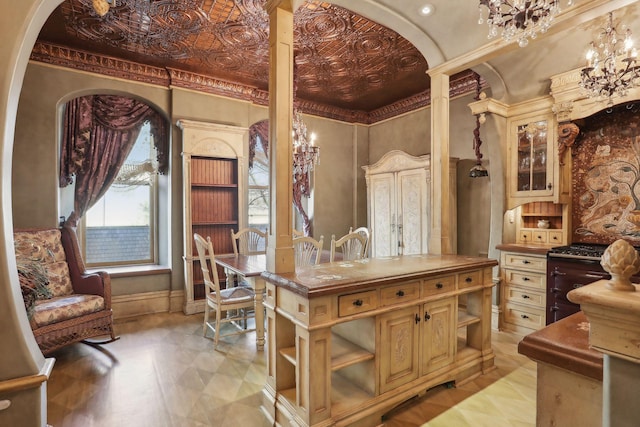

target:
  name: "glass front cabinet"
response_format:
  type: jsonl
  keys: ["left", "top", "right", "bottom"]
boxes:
{"left": 506, "top": 107, "right": 571, "bottom": 209}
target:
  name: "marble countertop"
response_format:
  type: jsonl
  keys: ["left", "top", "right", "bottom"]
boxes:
{"left": 496, "top": 242, "right": 554, "bottom": 255}
{"left": 518, "top": 311, "right": 602, "bottom": 381}
{"left": 262, "top": 254, "right": 498, "bottom": 298}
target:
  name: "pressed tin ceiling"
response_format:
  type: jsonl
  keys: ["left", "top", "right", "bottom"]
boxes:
{"left": 34, "top": 0, "right": 477, "bottom": 122}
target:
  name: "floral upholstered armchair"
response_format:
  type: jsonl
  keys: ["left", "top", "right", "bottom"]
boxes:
{"left": 14, "top": 225, "right": 117, "bottom": 355}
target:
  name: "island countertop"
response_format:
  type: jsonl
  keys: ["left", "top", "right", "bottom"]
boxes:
{"left": 261, "top": 254, "right": 498, "bottom": 298}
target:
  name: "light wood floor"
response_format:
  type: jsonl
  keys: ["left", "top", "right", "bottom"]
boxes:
{"left": 46, "top": 312, "right": 536, "bottom": 427}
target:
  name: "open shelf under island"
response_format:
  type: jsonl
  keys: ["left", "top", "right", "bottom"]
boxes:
{"left": 260, "top": 254, "right": 498, "bottom": 427}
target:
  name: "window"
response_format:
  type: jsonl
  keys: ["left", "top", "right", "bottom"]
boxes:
{"left": 84, "top": 122, "right": 158, "bottom": 266}
{"left": 248, "top": 134, "right": 269, "bottom": 236}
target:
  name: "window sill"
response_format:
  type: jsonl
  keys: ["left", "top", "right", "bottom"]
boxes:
{"left": 87, "top": 264, "right": 171, "bottom": 278}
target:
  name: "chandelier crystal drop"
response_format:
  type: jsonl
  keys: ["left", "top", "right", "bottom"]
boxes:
{"left": 580, "top": 12, "right": 640, "bottom": 105}
{"left": 478, "top": 0, "right": 572, "bottom": 48}
{"left": 292, "top": 109, "right": 319, "bottom": 177}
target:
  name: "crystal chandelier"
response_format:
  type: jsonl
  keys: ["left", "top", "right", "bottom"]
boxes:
{"left": 580, "top": 12, "right": 640, "bottom": 105}
{"left": 478, "top": 0, "right": 572, "bottom": 47}
{"left": 292, "top": 109, "right": 319, "bottom": 177}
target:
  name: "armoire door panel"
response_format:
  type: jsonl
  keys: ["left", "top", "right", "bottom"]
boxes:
{"left": 370, "top": 172, "right": 396, "bottom": 257}
{"left": 397, "top": 169, "right": 427, "bottom": 255}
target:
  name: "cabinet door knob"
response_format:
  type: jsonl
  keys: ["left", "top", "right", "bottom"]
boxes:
{"left": 353, "top": 299, "right": 363, "bottom": 307}
{"left": 436, "top": 282, "right": 443, "bottom": 289}
{"left": 415, "top": 313, "right": 421, "bottom": 324}
{"left": 424, "top": 312, "right": 431, "bottom": 321}
{"left": 465, "top": 277, "right": 472, "bottom": 283}
{"left": 547, "top": 183, "right": 552, "bottom": 190}
{"left": 396, "top": 290, "right": 405, "bottom": 297}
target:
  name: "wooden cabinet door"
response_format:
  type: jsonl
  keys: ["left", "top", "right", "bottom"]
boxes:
{"left": 421, "top": 297, "right": 455, "bottom": 375}
{"left": 378, "top": 306, "right": 420, "bottom": 393}
{"left": 369, "top": 172, "right": 397, "bottom": 257}
{"left": 397, "top": 168, "right": 428, "bottom": 255}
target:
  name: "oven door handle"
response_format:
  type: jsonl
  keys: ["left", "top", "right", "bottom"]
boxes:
{"left": 584, "top": 273, "right": 608, "bottom": 279}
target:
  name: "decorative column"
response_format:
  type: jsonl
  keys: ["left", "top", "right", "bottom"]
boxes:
{"left": 265, "top": 0, "right": 296, "bottom": 273}
{"left": 429, "top": 72, "right": 453, "bottom": 254}
{"left": 568, "top": 239, "right": 640, "bottom": 427}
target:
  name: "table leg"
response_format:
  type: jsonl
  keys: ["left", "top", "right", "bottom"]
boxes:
{"left": 253, "top": 276, "right": 266, "bottom": 350}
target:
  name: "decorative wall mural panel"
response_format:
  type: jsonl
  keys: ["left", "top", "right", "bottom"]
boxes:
{"left": 572, "top": 102, "right": 640, "bottom": 245}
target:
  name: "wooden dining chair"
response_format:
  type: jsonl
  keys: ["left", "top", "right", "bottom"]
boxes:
{"left": 231, "top": 227, "right": 268, "bottom": 256}
{"left": 330, "top": 231, "right": 367, "bottom": 262}
{"left": 293, "top": 235, "right": 324, "bottom": 268}
{"left": 349, "top": 226, "right": 371, "bottom": 258}
{"left": 194, "top": 233, "right": 256, "bottom": 348}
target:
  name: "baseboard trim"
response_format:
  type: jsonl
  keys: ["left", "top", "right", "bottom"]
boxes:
{"left": 112, "top": 291, "right": 170, "bottom": 319}
{"left": 492, "top": 304, "right": 501, "bottom": 332}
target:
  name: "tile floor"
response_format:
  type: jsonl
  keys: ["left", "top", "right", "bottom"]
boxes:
{"left": 46, "top": 312, "right": 536, "bottom": 427}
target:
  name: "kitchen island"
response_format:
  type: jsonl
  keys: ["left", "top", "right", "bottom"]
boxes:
{"left": 260, "top": 254, "right": 498, "bottom": 427}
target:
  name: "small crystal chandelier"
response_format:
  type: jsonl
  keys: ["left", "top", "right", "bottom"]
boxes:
{"left": 478, "top": 0, "right": 572, "bottom": 48}
{"left": 292, "top": 109, "right": 319, "bottom": 177}
{"left": 580, "top": 12, "right": 640, "bottom": 105}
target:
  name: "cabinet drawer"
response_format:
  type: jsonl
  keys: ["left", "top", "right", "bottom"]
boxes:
{"left": 338, "top": 290, "right": 378, "bottom": 317}
{"left": 548, "top": 231, "right": 563, "bottom": 245}
{"left": 504, "top": 286, "right": 545, "bottom": 309}
{"left": 518, "top": 230, "right": 532, "bottom": 244}
{"left": 423, "top": 275, "right": 455, "bottom": 296}
{"left": 381, "top": 282, "right": 420, "bottom": 306}
{"left": 504, "top": 303, "right": 545, "bottom": 330}
{"left": 503, "top": 269, "right": 546, "bottom": 291}
{"left": 531, "top": 231, "right": 547, "bottom": 243}
{"left": 458, "top": 270, "right": 482, "bottom": 289}
{"left": 502, "top": 252, "right": 546, "bottom": 271}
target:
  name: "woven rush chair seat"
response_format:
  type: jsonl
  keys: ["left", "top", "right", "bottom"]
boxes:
{"left": 14, "top": 225, "right": 118, "bottom": 355}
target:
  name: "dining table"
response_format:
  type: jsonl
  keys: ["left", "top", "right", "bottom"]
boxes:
{"left": 214, "top": 250, "right": 338, "bottom": 351}
{"left": 214, "top": 253, "right": 267, "bottom": 350}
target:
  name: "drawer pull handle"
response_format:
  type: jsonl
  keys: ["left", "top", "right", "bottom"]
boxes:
{"left": 521, "top": 314, "right": 530, "bottom": 319}
{"left": 424, "top": 312, "right": 431, "bottom": 322}
{"left": 521, "top": 259, "right": 531, "bottom": 264}
{"left": 465, "top": 277, "right": 472, "bottom": 283}
{"left": 353, "top": 299, "right": 363, "bottom": 307}
{"left": 522, "top": 277, "right": 530, "bottom": 281}
{"left": 415, "top": 313, "right": 421, "bottom": 324}
{"left": 396, "top": 290, "right": 405, "bottom": 297}
{"left": 436, "top": 282, "right": 444, "bottom": 289}
{"left": 522, "top": 294, "right": 530, "bottom": 299}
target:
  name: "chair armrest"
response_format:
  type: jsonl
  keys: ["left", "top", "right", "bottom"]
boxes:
{"left": 60, "top": 224, "right": 112, "bottom": 309}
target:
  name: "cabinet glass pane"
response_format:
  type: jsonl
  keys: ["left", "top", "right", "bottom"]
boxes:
{"left": 517, "top": 120, "right": 547, "bottom": 192}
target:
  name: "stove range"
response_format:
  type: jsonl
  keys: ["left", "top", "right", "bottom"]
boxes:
{"left": 547, "top": 243, "right": 610, "bottom": 260}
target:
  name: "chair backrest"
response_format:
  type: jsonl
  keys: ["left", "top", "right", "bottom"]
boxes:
{"left": 231, "top": 227, "right": 268, "bottom": 255}
{"left": 292, "top": 229, "right": 304, "bottom": 238}
{"left": 349, "top": 226, "right": 370, "bottom": 258}
{"left": 330, "top": 231, "right": 367, "bottom": 262}
{"left": 194, "top": 233, "right": 221, "bottom": 302}
{"left": 293, "top": 235, "right": 324, "bottom": 268}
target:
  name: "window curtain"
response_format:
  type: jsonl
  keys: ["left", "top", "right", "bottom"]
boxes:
{"left": 248, "top": 120, "right": 313, "bottom": 236}
{"left": 59, "top": 95, "right": 168, "bottom": 226}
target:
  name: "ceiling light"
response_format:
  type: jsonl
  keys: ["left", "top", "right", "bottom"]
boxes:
{"left": 478, "top": 0, "right": 573, "bottom": 48}
{"left": 580, "top": 12, "right": 640, "bottom": 105}
{"left": 419, "top": 4, "right": 435, "bottom": 17}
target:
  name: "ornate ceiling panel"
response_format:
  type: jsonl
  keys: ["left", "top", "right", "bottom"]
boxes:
{"left": 36, "top": 0, "right": 433, "bottom": 115}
